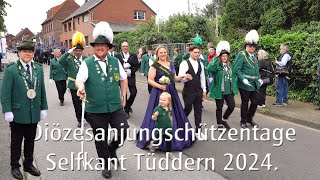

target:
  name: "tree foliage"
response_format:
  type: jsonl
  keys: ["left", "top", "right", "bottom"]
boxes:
{"left": 0, "top": 0, "right": 10, "bottom": 31}
{"left": 114, "top": 14, "right": 216, "bottom": 52}
{"left": 218, "top": 0, "right": 320, "bottom": 38}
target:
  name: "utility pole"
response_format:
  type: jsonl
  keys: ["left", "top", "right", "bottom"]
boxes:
{"left": 215, "top": 0, "right": 220, "bottom": 37}
{"left": 188, "top": 0, "right": 190, "bottom": 14}
{"left": 157, "top": 0, "right": 160, "bottom": 32}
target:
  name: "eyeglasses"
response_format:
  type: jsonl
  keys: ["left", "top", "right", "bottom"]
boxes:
{"left": 248, "top": 44, "right": 257, "bottom": 48}
{"left": 94, "top": 44, "right": 108, "bottom": 48}
{"left": 21, "top": 50, "right": 34, "bottom": 54}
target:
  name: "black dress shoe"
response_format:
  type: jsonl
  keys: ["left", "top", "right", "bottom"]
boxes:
{"left": 240, "top": 123, "right": 248, "bottom": 128}
{"left": 60, "top": 102, "right": 64, "bottom": 106}
{"left": 77, "top": 122, "right": 81, "bottom": 128}
{"left": 24, "top": 165, "right": 41, "bottom": 176}
{"left": 248, "top": 121, "right": 258, "bottom": 127}
{"left": 129, "top": 107, "right": 133, "bottom": 113}
{"left": 109, "top": 147, "right": 119, "bottom": 166}
{"left": 102, "top": 169, "right": 112, "bottom": 179}
{"left": 11, "top": 168, "right": 23, "bottom": 180}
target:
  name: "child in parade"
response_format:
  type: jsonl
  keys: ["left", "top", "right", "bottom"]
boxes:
{"left": 149, "top": 92, "right": 174, "bottom": 159}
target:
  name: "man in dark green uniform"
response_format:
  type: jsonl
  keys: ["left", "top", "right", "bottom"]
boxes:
{"left": 50, "top": 49, "right": 67, "bottom": 106}
{"left": 1, "top": 37, "right": 48, "bottom": 179}
{"left": 140, "top": 46, "right": 154, "bottom": 93}
{"left": 234, "top": 30, "right": 263, "bottom": 128}
{"left": 76, "top": 21, "right": 128, "bottom": 179}
{"left": 59, "top": 41, "right": 87, "bottom": 127}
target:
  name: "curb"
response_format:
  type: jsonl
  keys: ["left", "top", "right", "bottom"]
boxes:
{"left": 136, "top": 78, "right": 320, "bottom": 130}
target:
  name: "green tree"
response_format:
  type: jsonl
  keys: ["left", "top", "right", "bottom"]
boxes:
{"left": 0, "top": 0, "right": 10, "bottom": 31}
{"left": 260, "top": 8, "right": 286, "bottom": 34}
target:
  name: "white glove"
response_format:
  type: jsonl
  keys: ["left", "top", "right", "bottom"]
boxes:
{"left": 68, "top": 47, "right": 76, "bottom": 54}
{"left": 258, "top": 79, "right": 263, "bottom": 86}
{"left": 40, "top": 110, "right": 48, "bottom": 120}
{"left": 49, "top": 79, "right": 53, "bottom": 83}
{"left": 4, "top": 112, "right": 14, "bottom": 122}
{"left": 140, "top": 73, "right": 144, "bottom": 76}
{"left": 125, "top": 69, "right": 131, "bottom": 76}
{"left": 209, "top": 78, "right": 213, "bottom": 83}
{"left": 242, "top": 79, "right": 251, "bottom": 86}
{"left": 124, "top": 62, "right": 131, "bottom": 69}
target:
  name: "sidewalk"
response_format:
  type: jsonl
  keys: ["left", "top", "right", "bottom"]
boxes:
{"left": 136, "top": 74, "right": 320, "bottom": 130}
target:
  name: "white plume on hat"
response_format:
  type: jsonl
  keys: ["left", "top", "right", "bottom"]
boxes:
{"left": 245, "top": 29, "right": 259, "bottom": 44}
{"left": 216, "top": 41, "right": 230, "bottom": 56}
{"left": 93, "top": 21, "right": 113, "bottom": 43}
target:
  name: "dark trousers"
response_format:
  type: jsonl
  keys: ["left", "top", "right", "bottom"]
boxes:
{"left": 183, "top": 91, "right": 203, "bottom": 128}
{"left": 86, "top": 109, "right": 128, "bottom": 169}
{"left": 55, "top": 80, "right": 67, "bottom": 102}
{"left": 10, "top": 122, "right": 38, "bottom": 169}
{"left": 215, "top": 94, "right": 235, "bottom": 124}
{"left": 258, "top": 84, "right": 267, "bottom": 105}
{"left": 125, "top": 84, "right": 137, "bottom": 113}
{"left": 146, "top": 77, "right": 152, "bottom": 94}
{"left": 70, "top": 89, "right": 82, "bottom": 122}
{"left": 239, "top": 88, "right": 259, "bottom": 124}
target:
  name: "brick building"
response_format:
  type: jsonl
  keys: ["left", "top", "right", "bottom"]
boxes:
{"left": 5, "top": 34, "right": 15, "bottom": 49}
{"left": 11, "top": 28, "right": 34, "bottom": 49}
{"left": 41, "top": 0, "right": 80, "bottom": 48}
{"left": 60, "top": 0, "right": 156, "bottom": 56}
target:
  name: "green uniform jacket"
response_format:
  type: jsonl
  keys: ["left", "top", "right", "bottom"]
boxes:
{"left": 1, "top": 61, "right": 48, "bottom": 124}
{"left": 50, "top": 58, "right": 67, "bottom": 81}
{"left": 59, "top": 52, "right": 87, "bottom": 90}
{"left": 182, "top": 52, "right": 190, "bottom": 60}
{"left": 199, "top": 55, "right": 211, "bottom": 79}
{"left": 140, "top": 54, "right": 153, "bottom": 76}
{"left": 207, "top": 60, "right": 238, "bottom": 99}
{"left": 234, "top": 51, "right": 261, "bottom": 91}
{"left": 173, "top": 54, "right": 183, "bottom": 69}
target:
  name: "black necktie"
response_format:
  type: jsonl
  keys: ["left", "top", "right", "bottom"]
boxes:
{"left": 26, "top": 64, "right": 31, "bottom": 79}
{"left": 100, "top": 60, "right": 108, "bottom": 73}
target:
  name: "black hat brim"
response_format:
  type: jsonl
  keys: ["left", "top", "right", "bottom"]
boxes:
{"left": 90, "top": 42, "right": 112, "bottom": 49}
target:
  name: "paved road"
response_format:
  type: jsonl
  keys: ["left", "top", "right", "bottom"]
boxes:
{"left": 0, "top": 62, "right": 319, "bottom": 180}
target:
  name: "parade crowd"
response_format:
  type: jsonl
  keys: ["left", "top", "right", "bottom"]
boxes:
{"left": 1, "top": 22, "right": 320, "bottom": 180}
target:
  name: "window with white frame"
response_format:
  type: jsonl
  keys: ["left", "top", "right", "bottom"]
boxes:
{"left": 134, "top": 11, "right": 146, "bottom": 20}
{"left": 83, "top": 14, "right": 88, "bottom": 22}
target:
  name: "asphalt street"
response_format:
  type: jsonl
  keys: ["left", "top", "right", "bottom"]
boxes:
{"left": 0, "top": 63, "right": 319, "bottom": 180}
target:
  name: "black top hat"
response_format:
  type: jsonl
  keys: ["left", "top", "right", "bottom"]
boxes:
{"left": 17, "top": 36, "right": 35, "bottom": 51}
{"left": 90, "top": 35, "right": 112, "bottom": 48}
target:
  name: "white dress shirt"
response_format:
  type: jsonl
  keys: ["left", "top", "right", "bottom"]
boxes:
{"left": 178, "top": 57, "right": 207, "bottom": 92}
{"left": 122, "top": 52, "right": 130, "bottom": 62}
{"left": 76, "top": 55, "right": 127, "bottom": 83}
{"left": 278, "top": 53, "right": 291, "bottom": 67}
{"left": 20, "top": 59, "right": 32, "bottom": 78}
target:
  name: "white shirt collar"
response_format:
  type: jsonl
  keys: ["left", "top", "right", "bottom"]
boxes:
{"left": 94, "top": 55, "right": 108, "bottom": 62}
{"left": 188, "top": 57, "right": 198, "bottom": 62}
{"left": 19, "top": 59, "right": 32, "bottom": 68}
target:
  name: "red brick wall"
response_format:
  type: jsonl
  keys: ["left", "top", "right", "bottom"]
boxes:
{"left": 60, "top": 13, "right": 95, "bottom": 57}
{"left": 92, "top": 0, "right": 155, "bottom": 24}
{"left": 60, "top": 0, "right": 156, "bottom": 56}
{"left": 42, "top": 0, "right": 79, "bottom": 48}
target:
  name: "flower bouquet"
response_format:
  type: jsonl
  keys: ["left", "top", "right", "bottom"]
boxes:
{"left": 159, "top": 76, "right": 170, "bottom": 85}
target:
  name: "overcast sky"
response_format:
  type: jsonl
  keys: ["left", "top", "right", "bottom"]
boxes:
{"left": 4, "top": 0, "right": 212, "bottom": 35}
